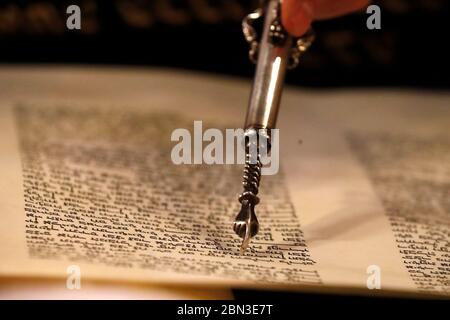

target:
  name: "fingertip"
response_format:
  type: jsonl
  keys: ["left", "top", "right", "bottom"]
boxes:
{"left": 282, "top": 0, "right": 313, "bottom": 37}
{"left": 313, "top": 0, "right": 371, "bottom": 20}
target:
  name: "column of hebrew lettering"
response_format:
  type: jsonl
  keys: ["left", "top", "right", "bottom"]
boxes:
{"left": 348, "top": 133, "right": 450, "bottom": 295}
{"left": 15, "top": 104, "right": 321, "bottom": 285}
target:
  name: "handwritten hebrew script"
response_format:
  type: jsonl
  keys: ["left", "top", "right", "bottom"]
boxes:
{"left": 15, "top": 104, "right": 321, "bottom": 285}
{"left": 348, "top": 133, "right": 450, "bottom": 294}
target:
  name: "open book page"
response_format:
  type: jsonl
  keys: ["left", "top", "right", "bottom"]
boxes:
{"left": 0, "top": 66, "right": 448, "bottom": 297}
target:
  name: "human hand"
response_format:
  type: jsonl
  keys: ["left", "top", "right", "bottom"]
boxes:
{"left": 281, "top": 0, "right": 370, "bottom": 37}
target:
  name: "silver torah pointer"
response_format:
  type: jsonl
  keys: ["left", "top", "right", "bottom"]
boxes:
{"left": 234, "top": 0, "right": 314, "bottom": 254}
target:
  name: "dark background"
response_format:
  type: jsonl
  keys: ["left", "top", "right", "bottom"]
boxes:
{"left": 1, "top": 0, "right": 449, "bottom": 88}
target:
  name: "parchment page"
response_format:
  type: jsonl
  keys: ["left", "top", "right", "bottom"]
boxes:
{"left": 0, "top": 66, "right": 448, "bottom": 297}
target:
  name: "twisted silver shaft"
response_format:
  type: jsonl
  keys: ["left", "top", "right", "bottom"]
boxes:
{"left": 234, "top": 128, "right": 271, "bottom": 254}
